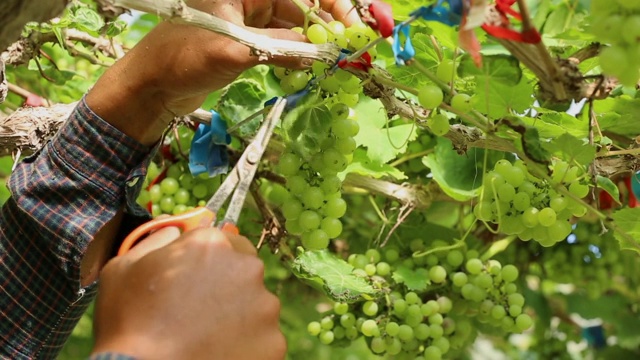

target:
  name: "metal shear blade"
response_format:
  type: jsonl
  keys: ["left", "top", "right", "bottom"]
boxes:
{"left": 205, "top": 97, "right": 287, "bottom": 227}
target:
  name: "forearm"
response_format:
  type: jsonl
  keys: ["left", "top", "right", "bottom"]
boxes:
{"left": 0, "top": 99, "right": 154, "bottom": 358}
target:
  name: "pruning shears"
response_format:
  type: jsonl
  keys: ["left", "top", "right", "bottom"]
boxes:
{"left": 117, "top": 98, "right": 287, "bottom": 255}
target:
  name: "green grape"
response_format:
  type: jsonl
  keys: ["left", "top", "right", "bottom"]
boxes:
{"left": 508, "top": 293, "right": 525, "bottom": 307}
{"left": 303, "top": 229, "right": 330, "bottom": 249}
{"left": 320, "top": 76, "right": 341, "bottom": 93}
{"left": 397, "top": 324, "right": 414, "bottom": 341}
{"left": 273, "top": 67, "right": 289, "bottom": 79}
{"left": 166, "top": 163, "right": 184, "bottom": 179}
{"left": 436, "top": 59, "right": 456, "bottom": 82}
{"left": 149, "top": 184, "right": 162, "bottom": 203}
{"left": 308, "top": 321, "right": 322, "bottom": 336}
{"left": 384, "top": 248, "right": 400, "bottom": 263}
{"left": 334, "top": 137, "right": 357, "bottom": 155}
{"left": 550, "top": 196, "right": 568, "bottom": 212}
{"left": 362, "top": 301, "right": 379, "bottom": 316}
{"left": 159, "top": 196, "right": 175, "bottom": 213}
{"left": 428, "top": 114, "right": 449, "bottom": 136}
{"left": 320, "top": 316, "right": 334, "bottom": 330}
{"left": 324, "top": 197, "right": 347, "bottom": 218}
{"left": 285, "top": 218, "right": 303, "bottom": 235}
{"left": 287, "top": 175, "right": 308, "bottom": 194}
{"left": 474, "top": 273, "right": 493, "bottom": 289}
{"left": 332, "top": 118, "right": 358, "bottom": 138}
{"left": 321, "top": 217, "right": 343, "bottom": 238}
{"left": 474, "top": 201, "right": 494, "bottom": 221}
{"left": 424, "top": 346, "right": 442, "bottom": 359}
{"left": 334, "top": 302, "right": 349, "bottom": 315}
{"left": 361, "top": 319, "right": 379, "bottom": 337}
{"left": 386, "top": 338, "right": 402, "bottom": 355}
{"left": 409, "top": 323, "right": 427, "bottom": 341}
{"left": 450, "top": 93, "right": 472, "bottom": 112}
{"left": 282, "top": 200, "right": 303, "bottom": 220}
{"left": 364, "top": 263, "right": 376, "bottom": 276}
{"left": 622, "top": 15, "right": 640, "bottom": 44}
{"left": 179, "top": 173, "right": 194, "bottom": 190}
{"left": 538, "top": 207, "right": 557, "bottom": 227}
{"left": 393, "top": 299, "right": 407, "bottom": 316}
{"left": 370, "top": 337, "right": 386, "bottom": 354}
{"left": 429, "top": 313, "right": 444, "bottom": 325}
{"left": 319, "top": 330, "right": 335, "bottom": 344}
{"left": 446, "top": 250, "right": 464, "bottom": 267}
{"left": 466, "top": 258, "right": 483, "bottom": 275}
{"left": 340, "top": 313, "right": 356, "bottom": 328}
{"left": 299, "top": 210, "right": 321, "bottom": 230}
{"left": 418, "top": 85, "right": 444, "bottom": 109}
{"left": 452, "top": 272, "right": 468, "bottom": 287}
{"left": 501, "top": 264, "right": 519, "bottom": 283}
{"left": 137, "top": 189, "right": 150, "bottom": 207}
{"left": 384, "top": 321, "right": 399, "bottom": 336}
{"left": 302, "top": 187, "right": 325, "bottom": 209}
{"left": 172, "top": 188, "right": 190, "bottom": 205}
{"left": 192, "top": 183, "right": 208, "bottom": 199}
{"left": 281, "top": 70, "right": 309, "bottom": 94}
{"left": 322, "top": 148, "right": 348, "bottom": 172}
{"left": 337, "top": 90, "right": 359, "bottom": 107}
{"left": 307, "top": 23, "right": 328, "bottom": 44}
{"left": 160, "top": 177, "right": 179, "bottom": 195}
{"left": 278, "top": 153, "right": 302, "bottom": 176}
{"left": 521, "top": 207, "right": 539, "bottom": 228}
{"left": 348, "top": 32, "right": 370, "bottom": 49}
{"left": 429, "top": 265, "right": 447, "bottom": 283}
{"left": 512, "top": 192, "right": 531, "bottom": 211}
{"left": 515, "top": 314, "right": 533, "bottom": 331}
{"left": 497, "top": 183, "right": 516, "bottom": 202}
{"left": 405, "top": 291, "right": 420, "bottom": 304}
{"left": 509, "top": 305, "right": 522, "bottom": 317}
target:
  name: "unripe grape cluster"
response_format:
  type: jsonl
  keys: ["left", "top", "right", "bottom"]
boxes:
{"left": 307, "top": 240, "right": 532, "bottom": 358}
{"left": 590, "top": 0, "right": 640, "bottom": 86}
{"left": 474, "top": 159, "right": 590, "bottom": 247}
{"left": 137, "top": 126, "right": 222, "bottom": 216}
{"left": 276, "top": 103, "right": 359, "bottom": 250}
{"left": 274, "top": 21, "right": 377, "bottom": 101}
{"left": 505, "top": 221, "right": 640, "bottom": 299}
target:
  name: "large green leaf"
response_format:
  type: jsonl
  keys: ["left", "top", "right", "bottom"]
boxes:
{"left": 353, "top": 98, "right": 418, "bottom": 164}
{"left": 611, "top": 208, "right": 640, "bottom": 254}
{"left": 292, "top": 250, "right": 378, "bottom": 303}
{"left": 422, "top": 137, "right": 486, "bottom": 201}
{"left": 72, "top": 7, "right": 105, "bottom": 34}
{"left": 594, "top": 97, "right": 640, "bottom": 136}
{"left": 217, "top": 79, "right": 266, "bottom": 136}
{"left": 392, "top": 266, "right": 429, "bottom": 291}
{"left": 543, "top": 133, "right": 595, "bottom": 166}
{"left": 458, "top": 54, "right": 522, "bottom": 86}
{"left": 521, "top": 111, "right": 588, "bottom": 139}
{"left": 473, "top": 76, "right": 534, "bottom": 118}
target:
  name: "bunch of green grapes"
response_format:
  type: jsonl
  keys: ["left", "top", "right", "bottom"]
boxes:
{"left": 137, "top": 126, "right": 222, "bottom": 216}
{"left": 274, "top": 21, "right": 378, "bottom": 103}
{"left": 277, "top": 103, "right": 359, "bottom": 250}
{"left": 307, "top": 240, "right": 533, "bottom": 359}
{"left": 474, "top": 159, "right": 590, "bottom": 247}
{"left": 518, "top": 221, "right": 640, "bottom": 299}
{"left": 590, "top": 0, "right": 640, "bottom": 86}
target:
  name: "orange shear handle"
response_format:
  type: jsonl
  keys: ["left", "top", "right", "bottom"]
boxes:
{"left": 117, "top": 207, "right": 216, "bottom": 256}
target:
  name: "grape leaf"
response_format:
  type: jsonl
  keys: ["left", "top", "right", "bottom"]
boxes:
{"left": 611, "top": 208, "right": 640, "bottom": 254}
{"left": 72, "top": 8, "right": 105, "bottom": 34}
{"left": 473, "top": 76, "right": 533, "bottom": 118}
{"left": 594, "top": 97, "right": 640, "bottom": 135}
{"left": 458, "top": 54, "right": 522, "bottom": 86}
{"left": 353, "top": 98, "right": 418, "bottom": 164}
{"left": 380, "top": 0, "right": 429, "bottom": 21}
{"left": 217, "top": 79, "right": 266, "bottom": 136}
{"left": 387, "top": 33, "right": 440, "bottom": 88}
{"left": 343, "top": 149, "right": 407, "bottom": 180}
{"left": 391, "top": 266, "right": 429, "bottom": 291}
{"left": 597, "top": 176, "right": 621, "bottom": 205}
{"left": 543, "top": 133, "right": 595, "bottom": 166}
{"left": 422, "top": 137, "right": 484, "bottom": 201}
{"left": 292, "top": 250, "right": 378, "bottom": 303}
{"left": 520, "top": 112, "right": 588, "bottom": 139}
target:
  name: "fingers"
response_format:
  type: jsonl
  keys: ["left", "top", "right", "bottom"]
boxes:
{"left": 318, "top": 0, "right": 361, "bottom": 26}
{"left": 124, "top": 226, "right": 181, "bottom": 262}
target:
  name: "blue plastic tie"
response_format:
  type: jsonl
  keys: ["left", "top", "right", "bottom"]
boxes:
{"left": 392, "top": 23, "right": 415, "bottom": 65}
{"left": 188, "top": 110, "right": 231, "bottom": 177}
{"left": 581, "top": 325, "right": 606, "bottom": 349}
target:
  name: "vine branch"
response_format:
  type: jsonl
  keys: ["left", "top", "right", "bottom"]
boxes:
{"left": 108, "top": 0, "right": 341, "bottom": 64}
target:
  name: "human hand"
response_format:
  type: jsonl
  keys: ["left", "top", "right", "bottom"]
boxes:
{"left": 91, "top": 227, "right": 285, "bottom": 359}
{"left": 86, "top": 0, "right": 359, "bottom": 145}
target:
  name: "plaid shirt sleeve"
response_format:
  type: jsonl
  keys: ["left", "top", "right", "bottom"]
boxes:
{"left": 0, "top": 98, "right": 155, "bottom": 359}
{"left": 88, "top": 353, "right": 137, "bottom": 360}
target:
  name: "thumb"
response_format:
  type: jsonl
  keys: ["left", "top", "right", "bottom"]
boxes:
{"left": 247, "top": 27, "right": 316, "bottom": 69}
{"left": 123, "top": 226, "right": 181, "bottom": 262}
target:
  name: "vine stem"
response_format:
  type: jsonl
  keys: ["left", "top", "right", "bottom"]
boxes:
{"left": 110, "top": 0, "right": 341, "bottom": 63}
{"left": 596, "top": 148, "right": 640, "bottom": 158}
